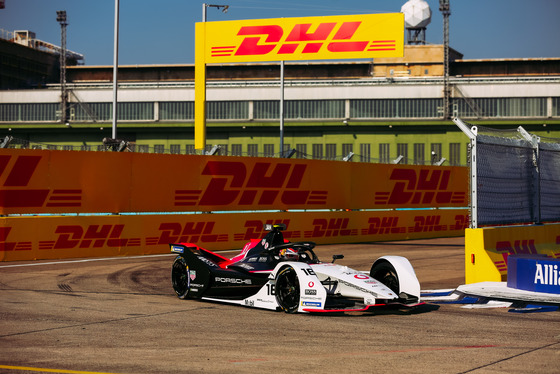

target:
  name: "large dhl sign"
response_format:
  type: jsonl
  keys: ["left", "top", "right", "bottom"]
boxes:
{"left": 0, "top": 149, "right": 467, "bottom": 215}
{"left": 194, "top": 13, "right": 404, "bottom": 149}
{"left": 200, "top": 13, "right": 404, "bottom": 63}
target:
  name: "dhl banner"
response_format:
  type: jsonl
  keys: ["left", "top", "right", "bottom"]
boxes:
{"left": 199, "top": 13, "right": 404, "bottom": 63}
{"left": 465, "top": 224, "right": 560, "bottom": 284}
{"left": 1, "top": 209, "right": 468, "bottom": 262}
{"left": 194, "top": 13, "right": 404, "bottom": 149}
{"left": 0, "top": 149, "right": 468, "bottom": 215}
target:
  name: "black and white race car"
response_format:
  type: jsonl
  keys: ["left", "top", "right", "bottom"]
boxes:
{"left": 170, "top": 223, "right": 423, "bottom": 313}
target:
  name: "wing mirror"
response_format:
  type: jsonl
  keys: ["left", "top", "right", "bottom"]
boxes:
{"left": 332, "top": 254, "right": 344, "bottom": 263}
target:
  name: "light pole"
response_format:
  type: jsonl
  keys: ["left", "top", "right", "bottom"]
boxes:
{"left": 112, "top": 0, "right": 120, "bottom": 139}
{"left": 56, "top": 10, "right": 68, "bottom": 124}
{"left": 202, "top": 3, "right": 229, "bottom": 22}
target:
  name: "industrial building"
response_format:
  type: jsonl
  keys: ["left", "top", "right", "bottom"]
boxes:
{"left": 1, "top": 19, "right": 559, "bottom": 166}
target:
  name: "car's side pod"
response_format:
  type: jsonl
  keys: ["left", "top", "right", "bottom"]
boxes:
{"left": 370, "top": 256, "right": 421, "bottom": 302}
{"left": 170, "top": 244, "right": 212, "bottom": 298}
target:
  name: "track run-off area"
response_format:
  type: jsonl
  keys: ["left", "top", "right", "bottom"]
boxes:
{"left": 1, "top": 237, "right": 559, "bottom": 374}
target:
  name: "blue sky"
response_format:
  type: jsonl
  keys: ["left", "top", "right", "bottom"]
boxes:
{"left": 1, "top": 0, "right": 559, "bottom": 65}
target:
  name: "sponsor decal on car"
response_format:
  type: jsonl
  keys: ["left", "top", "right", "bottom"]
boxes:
{"left": 305, "top": 289, "right": 317, "bottom": 295}
{"left": 189, "top": 270, "right": 197, "bottom": 281}
{"left": 215, "top": 277, "right": 252, "bottom": 285}
{"left": 301, "top": 301, "right": 322, "bottom": 307}
{"left": 171, "top": 245, "right": 184, "bottom": 253}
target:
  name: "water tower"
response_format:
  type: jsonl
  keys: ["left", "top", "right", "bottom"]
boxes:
{"left": 401, "top": 0, "right": 432, "bottom": 45}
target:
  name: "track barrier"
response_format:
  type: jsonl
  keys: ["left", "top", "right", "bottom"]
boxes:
{"left": 465, "top": 224, "right": 560, "bottom": 284}
{"left": 0, "top": 148, "right": 468, "bottom": 261}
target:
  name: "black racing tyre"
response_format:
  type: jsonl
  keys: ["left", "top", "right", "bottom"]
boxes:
{"left": 171, "top": 256, "right": 191, "bottom": 299}
{"left": 275, "top": 266, "right": 300, "bottom": 313}
{"left": 370, "top": 261, "right": 400, "bottom": 295}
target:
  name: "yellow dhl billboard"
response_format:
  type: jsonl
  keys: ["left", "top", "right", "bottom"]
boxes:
{"left": 199, "top": 13, "right": 404, "bottom": 63}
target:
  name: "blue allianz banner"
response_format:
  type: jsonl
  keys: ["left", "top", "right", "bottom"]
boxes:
{"left": 507, "top": 255, "right": 560, "bottom": 295}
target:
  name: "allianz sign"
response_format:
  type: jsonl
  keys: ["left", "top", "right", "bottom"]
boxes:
{"left": 507, "top": 255, "right": 560, "bottom": 295}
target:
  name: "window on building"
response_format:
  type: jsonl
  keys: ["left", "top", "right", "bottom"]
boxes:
{"left": 342, "top": 143, "right": 353, "bottom": 161}
{"left": 160, "top": 102, "right": 194, "bottom": 120}
{"left": 397, "top": 143, "right": 408, "bottom": 164}
{"left": 326, "top": 144, "right": 337, "bottom": 160}
{"left": 449, "top": 143, "right": 461, "bottom": 166}
{"left": 350, "top": 98, "right": 441, "bottom": 119}
{"left": 281, "top": 143, "right": 291, "bottom": 157}
{"left": 286, "top": 100, "right": 345, "bottom": 119}
{"left": 360, "top": 143, "right": 371, "bottom": 163}
{"left": 154, "top": 144, "right": 165, "bottom": 154}
{"left": 185, "top": 144, "right": 195, "bottom": 154}
{"left": 207, "top": 101, "right": 249, "bottom": 120}
{"left": 312, "top": 144, "right": 323, "bottom": 159}
{"left": 137, "top": 145, "right": 149, "bottom": 153}
{"left": 247, "top": 144, "right": 258, "bottom": 156}
{"left": 231, "top": 144, "right": 242, "bottom": 156}
{"left": 170, "top": 144, "right": 181, "bottom": 154}
{"left": 431, "top": 143, "right": 442, "bottom": 164}
{"left": 296, "top": 144, "right": 307, "bottom": 158}
{"left": 263, "top": 144, "right": 274, "bottom": 157}
{"left": 119, "top": 102, "right": 154, "bottom": 121}
{"left": 217, "top": 144, "right": 228, "bottom": 155}
{"left": 413, "top": 143, "right": 425, "bottom": 165}
{"left": 253, "top": 101, "right": 279, "bottom": 119}
{"left": 379, "top": 143, "right": 390, "bottom": 163}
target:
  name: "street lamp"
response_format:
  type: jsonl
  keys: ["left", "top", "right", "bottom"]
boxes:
{"left": 56, "top": 10, "right": 68, "bottom": 124}
{"left": 202, "top": 4, "right": 229, "bottom": 22}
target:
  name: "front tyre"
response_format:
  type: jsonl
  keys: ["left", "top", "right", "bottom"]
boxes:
{"left": 370, "top": 261, "right": 400, "bottom": 295}
{"left": 275, "top": 266, "right": 300, "bottom": 313}
{"left": 171, "top": 256, "right": 190, "bottom": 299}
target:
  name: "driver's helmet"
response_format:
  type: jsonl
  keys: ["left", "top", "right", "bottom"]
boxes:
{"left": 279, "top": 247, "right": 299, "bottom": 260}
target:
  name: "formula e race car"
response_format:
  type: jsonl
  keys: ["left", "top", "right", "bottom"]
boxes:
{"left": 170, "top": 223, "right": 423, "bottom": 313}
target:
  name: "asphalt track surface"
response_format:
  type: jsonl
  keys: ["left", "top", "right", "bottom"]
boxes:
{"left": 1, "top": 237, "right": 559, "bottom": 374}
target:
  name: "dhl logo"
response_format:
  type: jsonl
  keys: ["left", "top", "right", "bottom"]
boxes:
{"left": 493, "top": 238, "right": 560, "bottom": 272}
{"left": 175, "top": 161, "right": 326, "bottom": 207}
{"left": 211, "top": 22, "right": 395, "bottom": 58}
{"left": 0, "top": 154, "right": 81, "bottom": 210}
{"left": 148, "top": 221, "right": 228, "bottom": 245}
{"left": 40, "top": 225, "right": 141, "bottom": 250}
{"left": 202, "top": 13, "right": 403, "bottom": 63}
{"left": 374, "top": 168, "right": 467, "bottom": 206}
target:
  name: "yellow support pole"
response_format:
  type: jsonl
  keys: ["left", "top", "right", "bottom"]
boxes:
{"left": 194, "top": 22, "right": 206, "bottom": 151}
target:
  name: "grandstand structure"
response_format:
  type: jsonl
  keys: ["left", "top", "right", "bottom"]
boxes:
{"left": 1, "top": 35, "right": 559, "bottom": 165}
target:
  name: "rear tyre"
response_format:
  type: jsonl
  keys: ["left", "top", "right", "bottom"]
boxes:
{"left": 275, "top": 266, "right": 300, "bottom": 313}
{"left": 171, "top": 256, "right": 190, "bottom": 299}
{"left": 370, "top": 261, "right": 400, "bottom": 295}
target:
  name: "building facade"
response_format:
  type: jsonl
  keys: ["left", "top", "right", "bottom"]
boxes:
{"left": 1, "top": 44, "right": 559, "bottom": 166}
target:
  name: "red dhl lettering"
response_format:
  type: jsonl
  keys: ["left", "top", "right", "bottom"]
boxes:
{"left": 493, "top": 239, "right": 539, "bottom": 272}
{"left": 176, "top": 161, "right": 326, "bottom": 207}
{"left": 374, "top": 168, "right": 466, "bottom": 206}
{"left": 306, "top": 218, "right": 356, "bottom": 238}
{"left": 150, "top": 221, "right": 228, "bottom": 245}
{"left": 0, "top": 155, "right": 81, "bottom": 209}
{"left": 211, "top": 22, "right": 395, "bottom": 58}
{"left": 39, "top": 224, "right": 141, "bottom": 250}
{"left": 233, "top": 219, "right": 292, "bottom": 242}
{"left": 0, "top": 226, "right": 32, "bottom": 251}
{"left": 361, "top": 216, "right": 405, "bottom": 235}
{"left": 408, "top": 215, "right": 446, "bottom": 233}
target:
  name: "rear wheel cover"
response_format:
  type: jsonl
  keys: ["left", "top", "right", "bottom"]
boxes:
{"left": 275, "top": 266, "right": 300, "bottom": 313}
